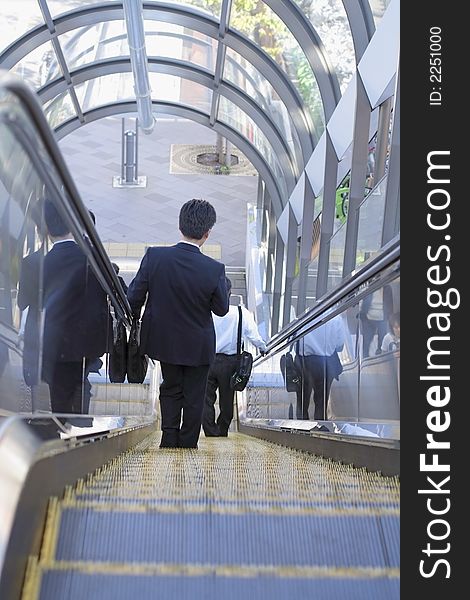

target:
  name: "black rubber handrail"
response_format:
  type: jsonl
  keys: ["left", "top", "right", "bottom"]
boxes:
{"left": 256, "top": 237, "right": 400, "bottom": 362}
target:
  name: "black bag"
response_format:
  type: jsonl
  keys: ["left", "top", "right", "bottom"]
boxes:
{"left": 230, "top": 306, "right": 253, "bottom": 391}
{"left": 127, "top": 318, "right": 148, "bottom": 384}
{"left": 109, "top": 318, "right": 128, "bottom": 383}
{"left": 280, "top": 351, "right": 302, "bottom": 392}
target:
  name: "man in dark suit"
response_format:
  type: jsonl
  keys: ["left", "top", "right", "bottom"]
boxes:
{"left": 42, "top": 200, "right": 110, "bottom": 414}
{"left": 127, "top": 198, "right": 230, "bottom": 449}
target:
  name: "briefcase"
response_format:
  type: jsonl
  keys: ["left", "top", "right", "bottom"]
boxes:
{"left": 230, "top": 350, "right": 253, "bottom": 391}
{"left": 280, "top": 351, "right": 302, "bottom": 392}
{"left": 127, "top": 318, "right": 148, "bottom": 384}
{"left": 109, "top": 318, "right": 128, "bottom": 383}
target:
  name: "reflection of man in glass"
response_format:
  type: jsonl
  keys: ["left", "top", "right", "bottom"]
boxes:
{"left": 17, "top": 215, "right": 46, "bottom": 408}
{"left": 41, "top": 200, "right": 110, "bottom": 414}
{"left": 359, "top": 285, "right": 393, "bottom": 357}
{"left": 295, "top": 315, "right": 344, "bottom": 421}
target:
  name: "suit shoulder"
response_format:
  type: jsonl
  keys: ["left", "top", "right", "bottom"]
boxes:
{"left": 199, "top": 253, "right": 224, "bottom": 270}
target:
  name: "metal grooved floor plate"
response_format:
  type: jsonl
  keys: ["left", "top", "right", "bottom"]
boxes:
{"left": 23, "top": 433, "right": 400, "bottom": 600}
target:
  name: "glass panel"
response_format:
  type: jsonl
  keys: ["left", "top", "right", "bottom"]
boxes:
{"left": 58, "top": 21, "right": 129, "bottom": 71}
{"left": 0, "top": 1, "right": 44, "bottom": 55}
{"left": 74, "top": 73, "right": 135, "bottom": 113}
{"left": 9, "top": 41, "right": 60, "bottom": 90}
{"left": 156, "top": 0, "right": 221, "bottom": 18}
{"left": 0, "top": 121, "right": 47, "bottom": 414}
{"left": 74, "top": 72, "right": 212, "bottom": 116}
{"left": 0, "top": 86, "right": 159, "bottom": 419}
{"left": 355, "top": 175, "right": 388, "bottom": 269}
{"left": 145, "top": 22, "right": 217, "bottom": 72}
{"left": 368, "top": 0, "right": 392, "bottom": 26}
{"left": 43, "top": 90, "right": 76, "bottom": 129}
{"left": 327, "top": 221, "right": 345, "bottom": 292}
{"left": 218, "top": 95, "right": 280, "bottom": 178}
{"left": 244, "top": 273, "right": 400, "bottom": 440}
{"left": 292, "top": 0, "right": 355, "bottom": 92}
{"left": 229, "top": 1, "right": 324, "bottom": 135}
{"left": 335, "top": 172, "right": 350, "bottom": 231}
{"left": 224, "top": 47, "right": 299, "bottom": 157}
{"left": 149, "top": 73, "right": 212, "bottom": 114}
{"left": 46, "top": 0, "right": 120, "bottom": 17}
{"left": 305, "top": 255, "right": 319, "bottom": 308}
{"left": 59, "top": 21, "right": 218, "bottom": 73}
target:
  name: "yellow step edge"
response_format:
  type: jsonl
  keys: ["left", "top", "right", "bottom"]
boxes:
{"left": 39, "top": 497, "right": 61, "bottom": 564}
{"left": 21, "top": 556, "right": 42, "bottom": 600}
{"left": 57, "top": 497, "right": 399, "bottom": 517}
{"left": 33, "top": 560, "right": 400, "bottom": 580}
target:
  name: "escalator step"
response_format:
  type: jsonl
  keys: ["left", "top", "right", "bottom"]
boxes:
{"left": 38, "top": 571, "right": 400, "bottom": 600}
{"left": 23, "top": 433, "right": 400, "bottom": 599}
{"left": 53, "top": 508, "right": 398, "bottom": 569}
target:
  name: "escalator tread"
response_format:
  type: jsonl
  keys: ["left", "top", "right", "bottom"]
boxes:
{"left": 22, "top": 433, "right": 400, "bottom": 600}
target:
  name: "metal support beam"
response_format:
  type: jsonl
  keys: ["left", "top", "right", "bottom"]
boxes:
{"left": 37, "top": 0, "right": 84, "bottom": 122}
{"left": 264, "top": 0, "right": 341, "bottom": 121}
{"left": 265, "top": 196, "right": 276, "bottom": 296}
{"left": 122, "top": 0, "right": 154, "bottom": 133}
{"left": 373, "top": 95, "right": 393, "bottom": 185}
{"left": 282, "top": 205, "right": 300, "bottom": 327}
{"left": 297, "top": 177, "right": 315, "bottom": 316}
{"left": 210, "top": 0, "right": 231, "bottom": 126}
{"left": 342, "top": 74, "right": 371, "bottom": 277}
{"left": 382, "top": 65, "right": 400, "bottom": 245}
{"left": 271, "top": 230, "right": 285, "bottom": 335}
{"left": 316, "top": 131, "right": 339, "bottom": 298}
{"left": 342, "top": 0, "right": 376, "bottom": 62}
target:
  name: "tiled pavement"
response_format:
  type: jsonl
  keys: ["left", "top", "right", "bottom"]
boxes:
{"left": 59, "top": 115, "right": 259, "bottom": 270}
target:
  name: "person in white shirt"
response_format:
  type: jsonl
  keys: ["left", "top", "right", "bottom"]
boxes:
{"left": 203, "top": 278, "right": 267, "bottom": 437}
{"left": 295, "top": 314, "right": 345, "bottom": 421}
{"left": 381, "top": 312, "right": 400, "bottom": 353}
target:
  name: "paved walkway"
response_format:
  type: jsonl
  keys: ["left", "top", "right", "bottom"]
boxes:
{"left": 59, "top": 115, "right": 258, "bottom": 271}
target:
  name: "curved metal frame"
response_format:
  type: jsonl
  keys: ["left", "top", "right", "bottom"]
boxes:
{"left": 37, "top": 56, "right": 298, "bottom": 186}
{"left": 54, "top": 99, "right": 285, "bottom": 216}
{"left": 263, "top": 0, "right": 341, "bottom": 120}
{"left": 72, "top": 24, "right": 305, "bottom": 169}
{"left": 342, "top": 0, "right": 376, "bottom": 61}
{"left": 0, "top": 2, "right": 318, "bottom": 159}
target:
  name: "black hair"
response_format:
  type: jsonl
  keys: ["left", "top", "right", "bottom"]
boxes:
{"left": 179, "top": 198, "right": 216, "bottom": 240}
{"left": 88, "top": 210, "right": 96, "bottom": 225}
{"left": 44, "top": 200, "right": 70, "bottom": 237}
{"left": 111, "top": 262, "right": 119, "bottom": 274}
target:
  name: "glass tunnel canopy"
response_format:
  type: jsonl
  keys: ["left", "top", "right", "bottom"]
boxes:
{"left": 0, "top": 0, "right": 377, "bottom": 205}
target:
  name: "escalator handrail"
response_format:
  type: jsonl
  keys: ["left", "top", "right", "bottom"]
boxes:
{"left": 0, "top": 72, "right": 133, "bottom": 326}
{"left": 257, "top": 238, "right": 400, "bottom": 362}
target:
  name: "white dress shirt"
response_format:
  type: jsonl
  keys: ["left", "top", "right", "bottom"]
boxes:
{"left": 213, "top": 305, "right": 266, "bottom": 354}
{"left": 301, "top": 315, "right": 345, "bottom": 356}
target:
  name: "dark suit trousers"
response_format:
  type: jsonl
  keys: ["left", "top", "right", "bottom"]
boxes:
{"left": 159, "top": 362, "right": 210, "bottom": 448}
{"left": 295, "top": 355, "right": 333, "bottom": 421}
{"left": 203, "top": 353, "right": 238, "bottom": 436}
{"left": 48, "top": 360, "right": 85, "bottom": 414}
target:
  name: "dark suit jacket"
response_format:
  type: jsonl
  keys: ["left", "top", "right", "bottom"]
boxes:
{"left": 127, "top": 243, "right": 229, "bottom": 366}
{"left": 18, "top": 249, "right": 43, "bottom": 385}
{"left": 42, "top": 241, "right": 110, "bottom": 378}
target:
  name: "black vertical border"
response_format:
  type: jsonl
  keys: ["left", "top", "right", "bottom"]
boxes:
{"left": 401, "top": 1, "right": 464, "bottom": 595}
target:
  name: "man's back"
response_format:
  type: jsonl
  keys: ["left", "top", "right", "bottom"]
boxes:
{"left": 43, "top": 241, "right": 109, "bottom": 364}
{"left": 128, "top": 242, "right": 229, "bottom": 365}
{"left": 213, "top": 305, "right": 266, "bottom": 354}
